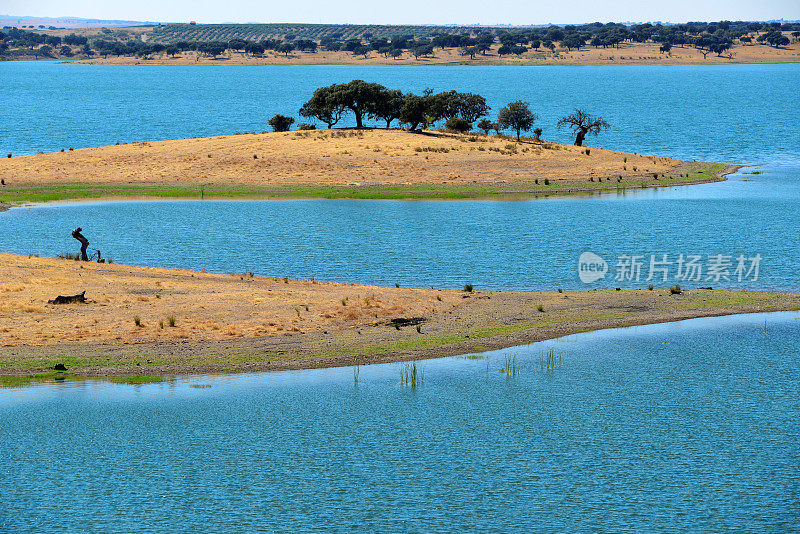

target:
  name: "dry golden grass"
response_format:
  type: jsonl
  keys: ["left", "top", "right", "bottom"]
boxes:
{"left": 2, "top": 253, "right": 799, "bottom": 378}
{"left": 0, "top": 253, "right": 460, "bottom": 347}
{"left": 0, "top": 129, "right": 686, "bottom": 190}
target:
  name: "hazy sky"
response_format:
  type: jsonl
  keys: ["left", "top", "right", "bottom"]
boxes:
{"left": 4, "top": 0, "right": 799, "bottom": 25}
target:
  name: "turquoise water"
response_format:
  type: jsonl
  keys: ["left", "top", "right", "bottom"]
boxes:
{"left": 2, "top": 63, "right": 799, "bottom": 530}
{"left": 1, "top": 62, "right": 799, "bottom": 291}
{"left": 1, "top": 171, "right": 798, "bottom": 291}
{"left": 1, "top": 313, "right": 798, "bottom": 532}
{"left": 1, "top": 62, "right": 799, "bottom": 164}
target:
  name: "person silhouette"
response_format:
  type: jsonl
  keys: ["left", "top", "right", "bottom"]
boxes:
{"left": 72, "top": 227, "right": 89, "bottom": 261}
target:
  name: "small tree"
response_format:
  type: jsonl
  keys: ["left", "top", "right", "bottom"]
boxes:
{"left": 477, "top": 118, "right": 493, "bottom": 134}
{"left": 497, "top": 101, "right": 537, "bottom": 141}
{"left": 445, "top": 117, "right": 471, "bottom": 133}
{"left": 36, "top": 45, "right": 53, "bottom": 58}
{"left": 245, "top": 42, "right": 265, "bottom": 56}
{"left": 299, "top": 85, "right": 346, "bottom": 129}
{"left": 278, "top": 43, "right": 294, "bottom": 57}
{"left": 268, "top": 114, "right": 294, "bottom": 132}
{"left": 533, "top": 127, "right": 542, "bottom": 140}
{"left": 557, "top": 109, "right": 610, "bottom": 146}
{"left": 399, "top": 94, "right": 429, "bottom": 131}
{"left": 198, "top": 41, "right": 227, "bottom": 58}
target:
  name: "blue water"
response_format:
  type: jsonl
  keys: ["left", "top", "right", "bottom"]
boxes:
{"left": 1, "top": 62, "right": 799, "bottom": 165}
{"left": 2, "top": 62, "right": 800, "bottom": 531}
{"left": 1, "top": 169, "right": 798, "bottom": 291}
{"left": 1, "top": 312, "right": 798, "bottom": 532}
{"left": 1, "top": 62, "right": 799, "bottom": 291}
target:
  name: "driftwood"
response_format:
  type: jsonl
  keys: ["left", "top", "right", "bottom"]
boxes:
{"left": 48, "top": 291, "right": 87, "bottom": 305}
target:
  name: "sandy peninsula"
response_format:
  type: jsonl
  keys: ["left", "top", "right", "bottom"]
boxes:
{"left": 1, "top": 252, "right": 798, "bottom": 385}
{"left": 0, "top": 129, "right": 734, "bottom": 204}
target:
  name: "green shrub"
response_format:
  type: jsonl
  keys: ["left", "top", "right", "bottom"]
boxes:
{"left": 268, "top": 114, "right": 295, "bottom": 132}
{"left": 477, "top": 118, "right": 493, "bottom": 134}
{"left": 298, "top": 123, "right": 316, "bottom": 130}
{"left": 445, "top": 117, "right": 472, "bottom": 133}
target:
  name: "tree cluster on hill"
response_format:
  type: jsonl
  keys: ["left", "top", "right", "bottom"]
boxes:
{"left": 297, "top": 80, "right": 488, "bottom": 131}
{"left": 276, "top": 80, "right": 611, "bottom": 146}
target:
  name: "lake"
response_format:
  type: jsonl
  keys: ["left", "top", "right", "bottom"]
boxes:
{"left": 1, "top": 62, "right": 798, "bottom": 165}
{"left": 1, "top": 312, "right": 798, "bottom": 532}
{"left": 1, "top": 62, "right": 799, "bottom": 531}
{"left": 1, "top": 62, "right": 799, "bottom": 291}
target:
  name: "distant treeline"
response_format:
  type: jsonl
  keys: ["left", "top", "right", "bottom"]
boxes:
{"left": 1, "top": 20, "right": 798, "bottom": 60}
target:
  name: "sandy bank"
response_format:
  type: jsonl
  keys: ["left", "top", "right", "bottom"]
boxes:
{"left": 0, "top": 129, "right": 733, "bottom": 203}
{"left": 1, "top": 253, "right": 797, "bottom": 380}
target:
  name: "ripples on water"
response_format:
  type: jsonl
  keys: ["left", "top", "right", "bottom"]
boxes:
{"left": 1, "top": 63, "right": 799, "bottom": 165}
{"left": 1, "top": 168, "right": 799, "bottom": 292}
{"left": 1, "top": 63, "right": 799, "bottom": 531}
{"left": 1, "top": 313, "right": 798, "bottom": 532}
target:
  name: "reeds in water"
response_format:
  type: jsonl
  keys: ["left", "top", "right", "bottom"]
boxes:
{"left": 353, "top": 365, "right": 361, "bottom": 385}
{"left": 539, "top": 348, "right": 563, "bottom": 371}
{"left": 400, "top": 361, "right": 423, "bottom": 387}
{"left": 500, "top": 354, "right": 521, "bottom": 376}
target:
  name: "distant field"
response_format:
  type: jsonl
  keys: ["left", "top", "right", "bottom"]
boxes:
{"left": 4, "top": 20, "right": 799, "bottom": 66}
{"left": 149, "top": 22, "right": 477, "bottom": 43}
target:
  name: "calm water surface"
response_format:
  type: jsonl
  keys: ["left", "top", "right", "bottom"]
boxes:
{"left": 1, "top": 313, "right": 798, "bottom": 532}
{"left": 1, "top": 62, "right": 799, "bottom": 164}
{"left": 2, "top": 62, "right": 799, "bottom": 531}
{"left": 1, "top": 62, "right": 799, "bottom": 291}
{"left": 1, "top": 168, "right": 798, "bottom": 291}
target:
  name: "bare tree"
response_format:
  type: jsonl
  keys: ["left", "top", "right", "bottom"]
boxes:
{"left": 557, "top": 109, "right": 610, "bottom": 146}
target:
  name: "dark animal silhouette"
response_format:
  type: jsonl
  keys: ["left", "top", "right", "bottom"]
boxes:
{"left": 48, "top": 291, "right": 86, "bottom": 305}
{"left": 72, "top": 227, "right": 89, "bottom": 261}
